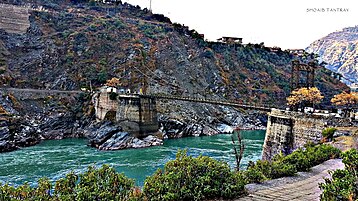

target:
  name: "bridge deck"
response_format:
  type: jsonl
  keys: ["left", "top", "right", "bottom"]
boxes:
{"left": 141, "top": 94, "right": 273, "bottom": 112}
{"left": 0, "top": 88, "right": 274, "bottom": 111}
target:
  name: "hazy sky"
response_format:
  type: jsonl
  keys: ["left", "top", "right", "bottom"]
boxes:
{"left": 122, "top": 0, "right": 357, "bottom": 49}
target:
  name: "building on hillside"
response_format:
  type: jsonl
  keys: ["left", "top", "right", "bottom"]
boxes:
{"left": 217, "top": 37, "right": 243, "bottom": 45}
{"left": 288, "top": 49, "right": 305, "bottom": 56}
{"left": 268, "top": 46, "right": 282, "bottom": 52}
{"left": 350, "top": 83, "right": 358, "bottom": 92}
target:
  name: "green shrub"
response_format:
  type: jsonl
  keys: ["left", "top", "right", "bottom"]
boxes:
{"left": 246, "top": 144, "right": 341, "bottom": 183}
{"left": 143, "top": 150, "right": 246, "bottom": 201}
{"left": 0, "top": 165, "right": 140, "bottom": 201}
{"left": 320, "top": 149, "right": 358, "bottom": 201}
{"left": 243, "top": 166, "right": 266, "bottom": 183}
{"left": 109, "top": 92, "right": 118, "bottom": 100}
{"left": 246, "top": 158, "right": 296, "bottom": 181}
{"left": 322, "top": 127, "right": 337, "bottom": 140}
{"left": 270, "top": 161, "right": 297, "bottom": 179}
{"left": 342, "top": 148, "right": 358, "bottom": 173}
{"left": 282, "top": 148, "right": 312, "bottom": 171}
{"left": 282, "top": 144, "right": 340, "bottom": 172}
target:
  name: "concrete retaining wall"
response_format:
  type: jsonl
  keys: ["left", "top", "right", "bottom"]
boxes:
{"left": 262, "top": 109, "right": 350, "bottom": 160}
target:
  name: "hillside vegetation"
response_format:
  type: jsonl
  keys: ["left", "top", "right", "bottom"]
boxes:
{"left": 0, "top": 0, "right": 347, "bottom": 106}
{"left": 0, "top": 0, "right": 350, "bottom": 152}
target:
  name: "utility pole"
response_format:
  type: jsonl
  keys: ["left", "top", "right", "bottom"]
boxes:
{"left": 149, "top": 0, "right": 152, "bottom": 11}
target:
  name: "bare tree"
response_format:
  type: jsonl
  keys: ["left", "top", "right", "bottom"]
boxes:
{"left": 231, "top": 129, "right": 245, "bottom": 171}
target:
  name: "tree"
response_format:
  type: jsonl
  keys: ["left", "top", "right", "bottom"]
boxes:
{"left": 231, "top": 130, "right": 245, "bottom": 171}
{"left": 105, "top": 77, "right": 120, "bottom": 87}
{"left": 287, "top": 87, "right": 324, "bottom": 111}
{"left": 331, "top": 91, "right": 358, "bottom": 117}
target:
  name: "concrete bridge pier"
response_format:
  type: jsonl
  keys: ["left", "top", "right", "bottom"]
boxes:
{"left": 94, "top": 87, "right": 158, "bottom": 137}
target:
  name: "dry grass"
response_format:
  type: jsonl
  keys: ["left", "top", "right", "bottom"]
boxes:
{"left": 334, "top": 136, "right": 355, "bottom": 151}
{"left": 336, "top": 126, "right": 358, "bottom": 136}
{"left": 0, "top": 105, "right": 7, "bottom": 114}
{"left": 7, "top": 93, "right": 21, "bottom": 109}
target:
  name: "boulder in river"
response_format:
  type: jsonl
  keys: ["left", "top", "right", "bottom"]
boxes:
{"left": 86, "top": 121, "right": 163, "bottom": 150}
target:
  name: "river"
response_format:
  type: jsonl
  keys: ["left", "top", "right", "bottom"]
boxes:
{"left": 0, "top": 130, "right": 265, "bottom": 186}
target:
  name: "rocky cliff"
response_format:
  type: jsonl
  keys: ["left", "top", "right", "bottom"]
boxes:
{"left": 0, "top": 0, "right": 349, "bottom": 152}
{"left": 306, "top": 26, "right": 358, "bottom": 84}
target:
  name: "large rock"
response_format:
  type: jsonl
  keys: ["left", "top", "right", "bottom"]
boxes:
{"left": 0, "top": 124, "right": 16, "bottom": 152}
{"left": 86, "top": 121, "right": 122, "bottom": 147}
{"left": 86, "top": 121, "right": 163, "bottom": 150}
{"left": 0, "top": 126, "right": 10, "bottom": 141}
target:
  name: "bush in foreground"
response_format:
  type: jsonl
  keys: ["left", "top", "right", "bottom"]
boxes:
{"left": 0, "top": 165, "right": 141, "bottom": 201}
{"left": 246, "top": 143, "right": 341, "bottom": 182}
{"left": 0, "top": 144, "right": 343, "bottom": 201}
{"left": 320, "top": 149, "right": 358, "bottom": 201}
{"left": 143, "top": 150, "right": 246, "bottom": 201}
{"left": 282, "top": 144, "right": 341, "bottom": 172}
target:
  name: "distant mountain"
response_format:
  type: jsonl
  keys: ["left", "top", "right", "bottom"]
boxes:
{"left": 306, "top": 26, "right": 358, "bottom": 85}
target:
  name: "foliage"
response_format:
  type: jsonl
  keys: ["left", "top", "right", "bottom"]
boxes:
{"left": 105, "top": 77, "right": 120, "bottom": 87}
{"left": 322, "top": 127, "right": 337, "bottom": 141}
{"left": 246, "top": 155, "right": 296, "bottom": 181}
{"left": 0, "top": 165, "right": 140, "bottom": 201}
{"left": 143, "top": 149, "right": 246, "bottom": 201}
{"left": 282, "top": 144, "right": 341, "bottom": 172}
{"left": 243, "top": 165, "right": 267, "bottom": 183}
{"left": 331, "top": 92, "right": 358, "bottom": 114}
{"left": 320, "top": 149, "right": 358, "bottom": 201}
{"left": 286, "top": 87, "right": 324, "bottom": 108}
{"left": 109, "top": 92, "right": 118, "bottom": 100}
{"left": 97, "top": 70, "right": 108, "bottom": 84}
{"left": 246, "top": 144, "right": 341, "bottom": 183}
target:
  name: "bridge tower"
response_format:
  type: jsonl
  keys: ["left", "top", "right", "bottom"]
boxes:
{"left": 290, "top": 60, "right": 317, "bottom": 91}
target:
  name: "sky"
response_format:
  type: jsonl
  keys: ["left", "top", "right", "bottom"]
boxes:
{"left": 122, "top": 0, "right": 357, "bottom": 50}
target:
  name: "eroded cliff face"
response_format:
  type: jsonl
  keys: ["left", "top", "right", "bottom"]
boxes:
{"left": 306, "top": 26, "right": 358, "bottom": 84}
{"left": 0, "top": 0, "right": 348, "bottom": 152}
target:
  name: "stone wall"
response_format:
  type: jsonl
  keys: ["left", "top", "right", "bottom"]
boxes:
{"left": 0, "top": 4, "right": 30, "bottom": 34}
{"left": 262, "top": 109, "right": 350, "bottom": 160}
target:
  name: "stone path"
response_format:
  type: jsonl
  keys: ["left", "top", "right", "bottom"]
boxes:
{"left": 236, "top": 159, "right": 344, "bottom": 201}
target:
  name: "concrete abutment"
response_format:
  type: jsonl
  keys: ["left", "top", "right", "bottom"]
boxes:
{"left": 262, "top": 109, "right": 350, "bottom": 160}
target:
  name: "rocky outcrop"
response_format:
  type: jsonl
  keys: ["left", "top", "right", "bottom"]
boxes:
{"left": 0, "top": 117, "right": 40, "bottom": 152}
{"left": 306, "top": 26, "right": 358, "bottom": 84}
{"left": 85, "top": 121, "right": 163, "bottom": 150}
{"left": 0, "top": 90, "right": 91, "bottom": 152}
{"left": 0, "top": 0, "right": 348, "bottom": 152}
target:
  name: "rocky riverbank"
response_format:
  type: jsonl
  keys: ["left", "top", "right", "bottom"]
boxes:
{"left": 85, "top": 121, "right": 163, "bottom": 150}
{"left": 0, "top": 89, "right": 268, "bottom": 152}
{"left": 0, "top": 90, "right": 91, "bottom": 152}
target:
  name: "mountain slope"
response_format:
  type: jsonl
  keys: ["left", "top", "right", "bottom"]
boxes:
{"left": 0, "top": 0, "right": 347, "bottom": 104}
{"left": 306, "top": 26, "right": 358, "bottom": 84}
{"left": 0, "top": 0, "right": 349, "bottom": 152}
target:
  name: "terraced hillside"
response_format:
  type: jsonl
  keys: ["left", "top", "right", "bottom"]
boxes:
{"left": 0, "top": 4, "right": 30, "bottom": 34}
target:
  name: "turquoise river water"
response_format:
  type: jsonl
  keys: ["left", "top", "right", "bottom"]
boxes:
{"left": 0, "top": 130, "right": 265, "bottom": 186}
